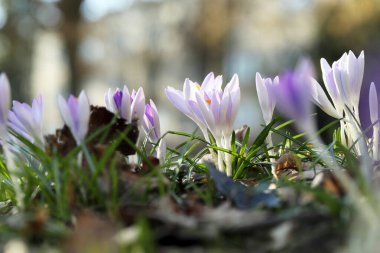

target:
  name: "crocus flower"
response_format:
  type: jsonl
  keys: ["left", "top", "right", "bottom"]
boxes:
{"left": 313, "top": 51, "right": 365, "bottom": 152}
{"left": 321, "top": 51, "right": 364, "bottom": 116}
{"left": 0, "top": 74, "right": 11, "bottom": 136}
{"left": 255, "top": 73, "right": 279, "bottom": 125}
{"left": 369, "top": 82, "right": 379, "bottom": 160}
{"left": 8, "top": 96, "right": 44, "bottom": 147}
{"left": 105, "top": 86, "right": 145, "bottom": 124}
{"left": 58, "top": 91, "right": 90, "bottom": 145}
{"left": 165, "top": 74, "right": 218, "bottom": 142}
{"left": 142, "top": 99, "right": 166, "bottom": 163}
{"left": 272, "top": 58, "right": 315, "bottom": 132}
{"left": 0, "top": 73, "right": 24, "bottom": 208}
{"left": 166, "top": 72, "right": 240, "bottom": 176}
{"left": 142, "top": 100, "right": 161, "bottom": 143}
{"left": 255, "top": 73, "right": 279, "bottom": 177}
{"left": 195, "top": 74, "right": 240, "bottom": 140}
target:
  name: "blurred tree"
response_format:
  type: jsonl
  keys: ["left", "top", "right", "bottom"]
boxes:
{"left": 58, "top": 0, "right": 84, "bottom": 94}
{"left": 190, "top": 0, "right": 237, "bottom": 75}
{"left": 1, "top": 1, "right": 37, "bottom": 100}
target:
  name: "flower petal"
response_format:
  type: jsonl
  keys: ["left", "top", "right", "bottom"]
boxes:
{"left": 370, "top": 82, "right": 378, "bottom": 125}
{"left": 120, "top": 86, "right": 132, "bottom": 121}
{"left": 130, "top": 87, "right": 145, "bottom": 123}
{"left": 195, "top": 91, "right": 217, "bottom": 136}
{"left": 77, "top": 90, "right": 90, "bottom": 141}
{"left": 256, "top": 72, "right": 273, "bottom": 124}
{"left": 310, "top": 78, "right": 341, "bottom": 118}
{"left": 165, "top": 87, "right": 192, "bottom": 116}
{"left": 58, "top": 94, "right": 73, "bottom": 130}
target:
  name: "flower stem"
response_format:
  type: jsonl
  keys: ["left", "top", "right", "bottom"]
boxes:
{"left": 373, "top": 126, "right": 379, "bottom": 161}
{"left": 3, "top": 141, "right": 23, "bottom": 210}
{"left": 223, "top": 135, "right": 232, "bottom": 177}
{"left": 215, "top": 138, "right": 225, "bottom": 173}
{"left": 266, "top": 132, "right": 277, "bottom": 179}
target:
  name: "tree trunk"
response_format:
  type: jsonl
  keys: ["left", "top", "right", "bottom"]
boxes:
{"left": 58, "top": 0, "right": 83, "bottom": 94}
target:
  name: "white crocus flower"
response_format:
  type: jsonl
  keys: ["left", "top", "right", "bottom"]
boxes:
{"left": 165, "top": 74, "right": 217, "bottom": 142}
{"left": 317, "top": 51, "right": 364, "bottom": 118}
{"left": 166, "top": 73, "right": 240, "bottom": 176}
{"left": 255, "top": 73, "right": 279, "bottom": 125}
{"left": 313, "top": 51, "right": 365, "bottom": 151}
{"left": 255, "top": 73, "right": 279, "bottom": 177}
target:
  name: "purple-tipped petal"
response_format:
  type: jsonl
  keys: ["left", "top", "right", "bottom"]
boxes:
{"left": 274, "top": 58, "right": 314, "bottom": 126}
{"left": 105, "top": 85, "right": 145, "bottom": 124}
{"left": 113, "top": 89, "right": 123, "bottom": 110}
{"left": 142, "top": 100, "right": 161, "bottom": 143}
{"left": 58, "top": 91, "right": 90, "bottom": 145}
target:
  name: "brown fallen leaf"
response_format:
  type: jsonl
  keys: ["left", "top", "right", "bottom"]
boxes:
{"left": 64, "top": 210, "right": 116, "bottom": 253}
{"left": 275, "top": 151, "right": 301, "bottom": 177}
{"left": 45, "top": 125, "right": 76, "bottom": 157}
{"left": 311, "top": 170, "right": 345, "bottom": 197}
{"left": 88, "top": 106, "right": 139, "bottom": 156}
{"left": 45, "top": 106, "right": 139, "bottom": 157}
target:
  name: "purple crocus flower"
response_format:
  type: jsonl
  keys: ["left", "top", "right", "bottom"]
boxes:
{"left": 58, "top": 91, "right": 90, "bottom": 145}
{"left": 105, "top": 86, "right": 145, "bottom": 124}
{"left": 273, "top": 58, "right": 315, "bottom": 132}
{"left": 142, "top": 100, "right": 161, "bottom": 143}
{"left": 142, "top": 99, "right": 166, "bottom": 163}
{"left": 0, "top": 74, "right": 11, "bottom": 135}
{"left": 8, "top": 96, "right": 44, "bottom": 147}
{"left": 255, "top": 73, "right": 279, "bottom": 125}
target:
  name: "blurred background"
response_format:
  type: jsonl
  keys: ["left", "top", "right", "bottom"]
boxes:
{"left": 1, "top": 0, "right": 380, "bottom": 142}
